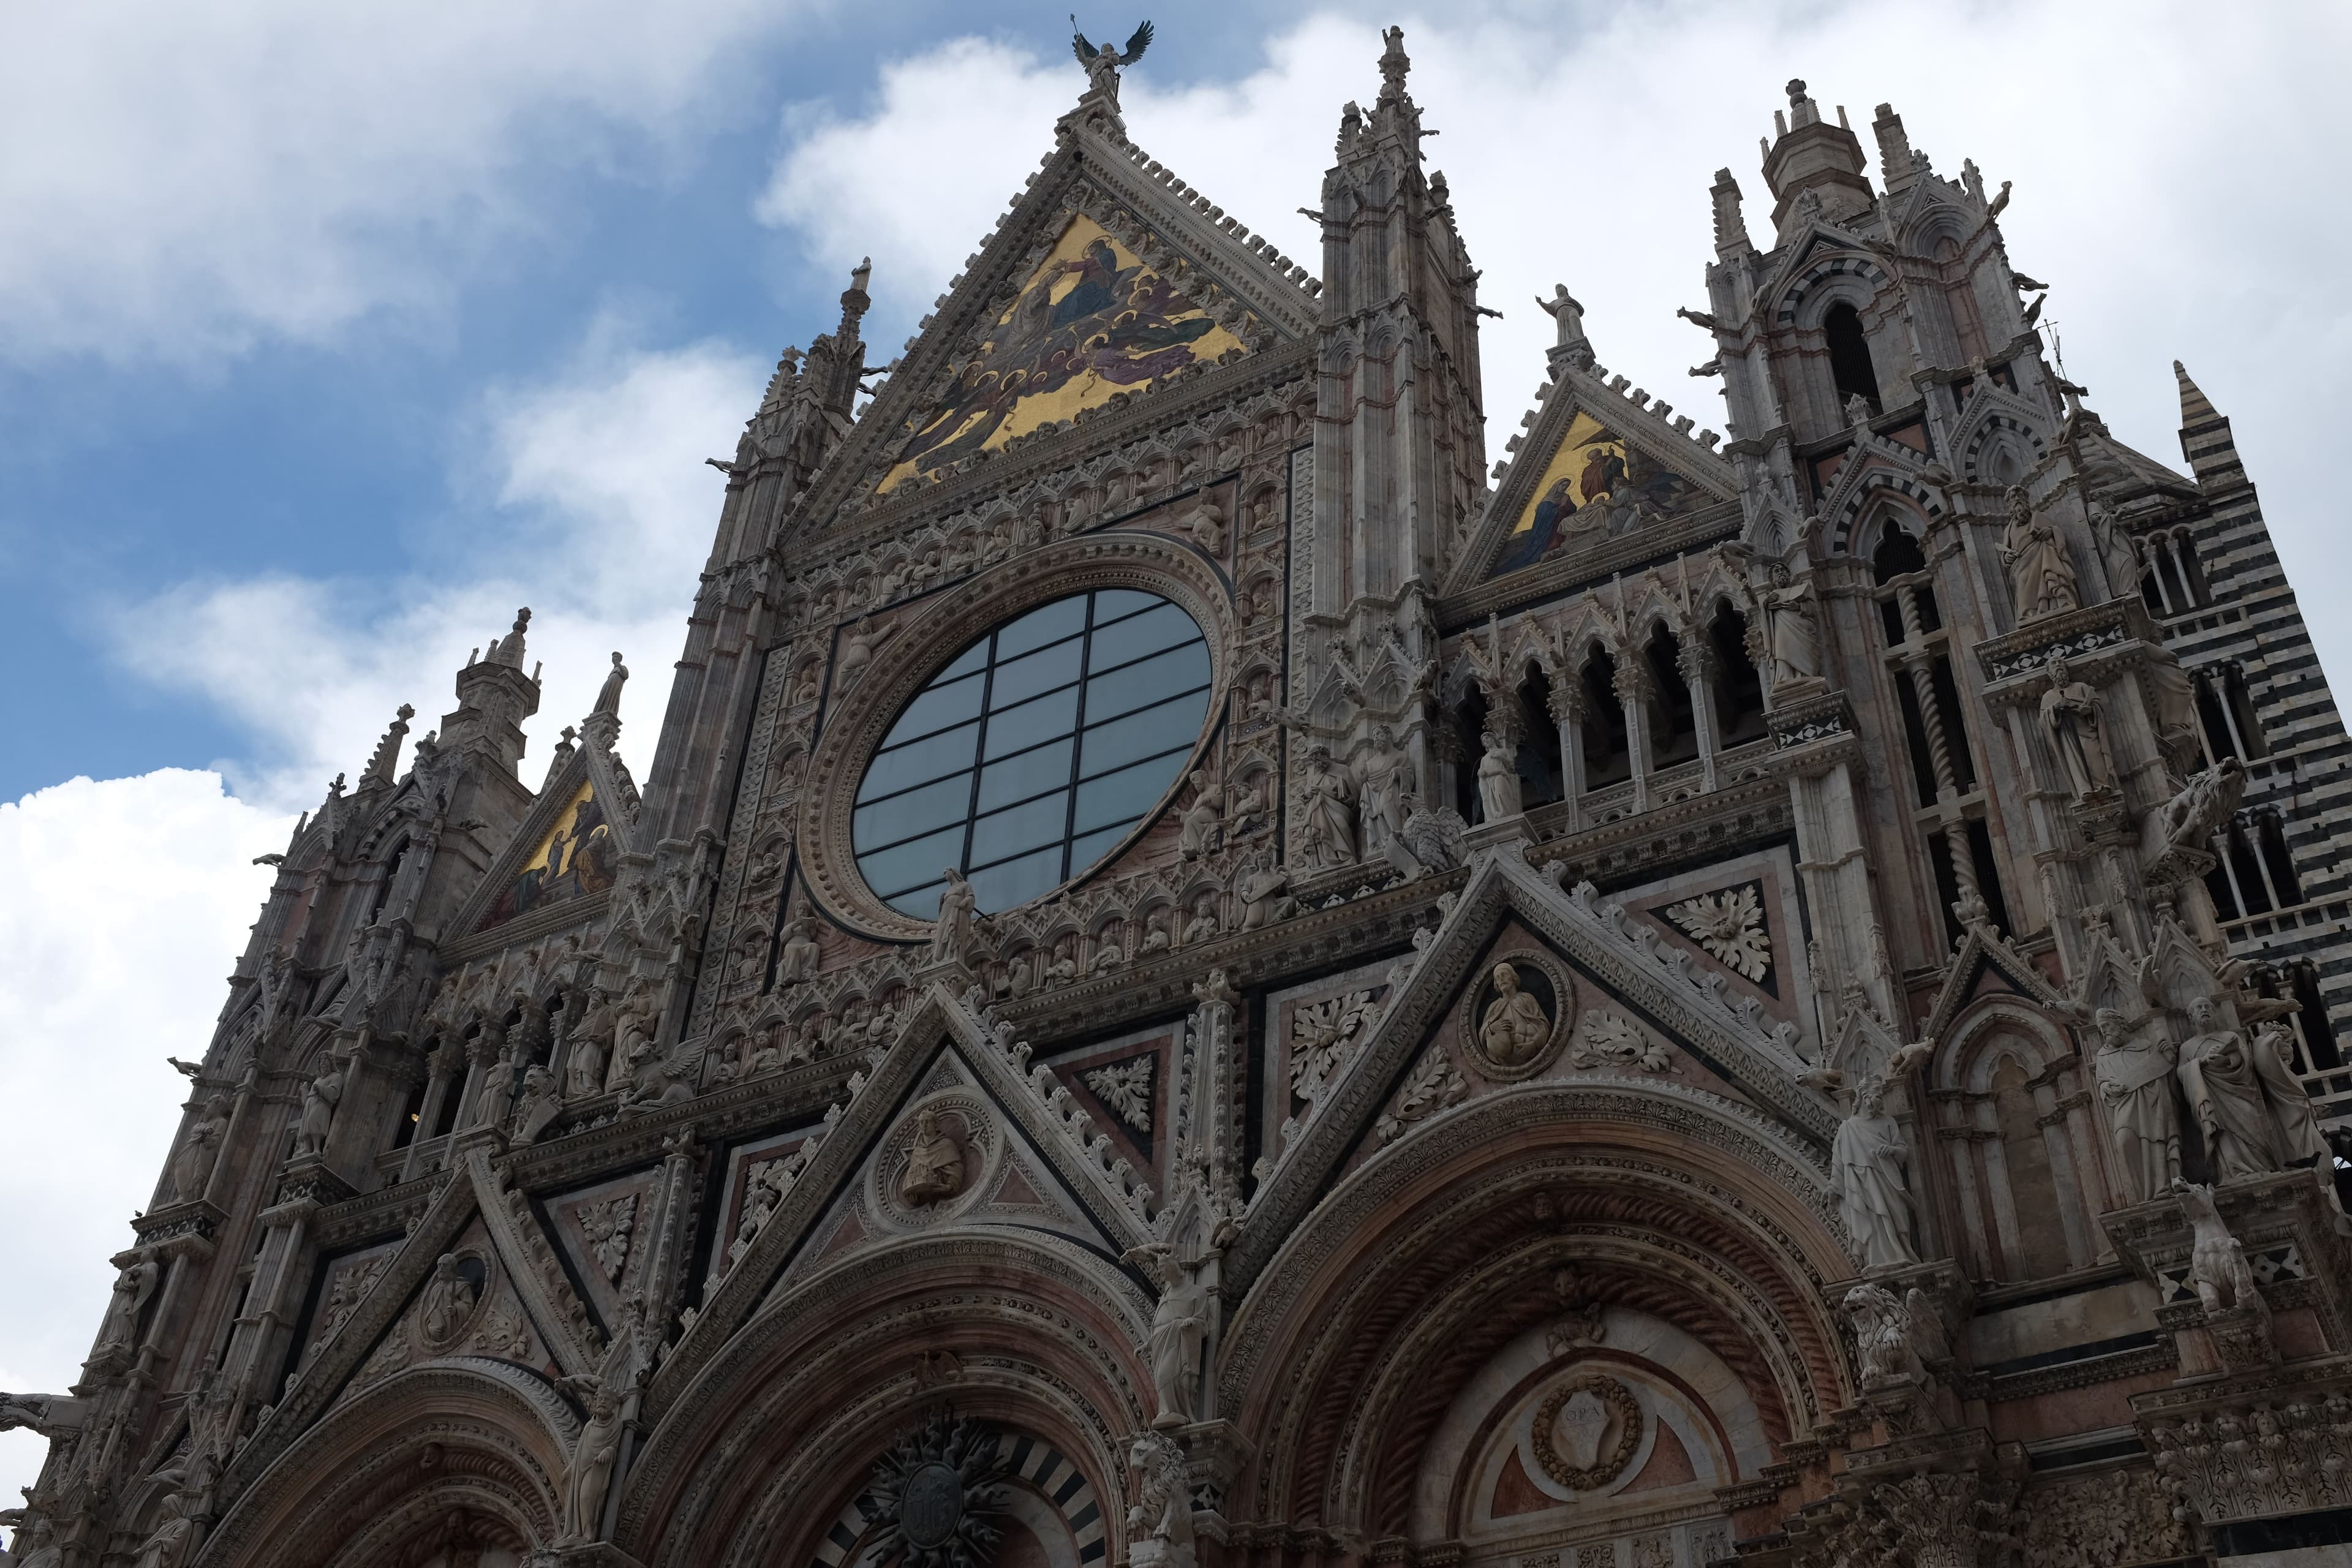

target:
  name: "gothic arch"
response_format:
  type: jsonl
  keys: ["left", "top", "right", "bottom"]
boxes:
{"left": 193, "top": 1361, "right": 574, "bottom": 1568}
{"left": 1833, "top": 481, "right": 1943, "bottom": 557}
{"left": 622, "top": 1231, "right": 1150, "bottom": 1567}
{"left": 1218, "top": 1082, "right": 1852, "bottom": 1534}
{"left": 1770, "top": 252, "right": 1894, "bottom": 331}
{"left": 1931, "top": 997, "right": 2105, "bottom": 1279}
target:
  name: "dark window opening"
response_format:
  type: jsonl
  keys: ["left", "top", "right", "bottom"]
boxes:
{"left": 2141, "top": 564, "right": 2168, "bottom": 615}
{"left": 2223, "top": 666, "right": 2267, "bottom": 760}
{"left": 1965, "top": 818, "right": 2015, "bottom": 933}
{"left": 2290, "top": 963, "right": 2343, "bottom": 1072}
{"left": 431, "top": 1033, "right": 470, "bottom": 1139}
{"left": 1455, "top": 690, "right": 1490, "bottom": 823}
{"left": 1644, "top": 627, "right": 1698, "bottom": 766}
{"left": 1928, "top": 829, "right": 1966, "bottom": 948}
{"left": 2226, "top": 823, "right": 2274, "bottom": 917}
{"left": 2195, "top": 674, "right": 2238, "bottom": 763}
{"left": 1894, "top": 676, "right": 1940, "bottom": 807}
{"left": 2257, "top": 814, "right": 2302, "bottom": 906}
{"left": 1873, "top": 524, "right": 1927, "bottom": 584}
{"left": 2173, "top": 535, "right": 2209, "bottom": 606}
{"left": 391, "top": 1077, "right": 428, "bottom": 1150}
{"left": 1825, "top": 302, "right": 1882, "bottom": 414}
{"left": 1929, "top": 656, "right": 1977, "bottom": 793}
{"left": 1709, "top": 603, "right": 1768, "bottom": 746}
{"left": 2205, "top": 862, "right": 2241, "bottom": 923}
{"left": 368, "top": 840, "right": 408, "bottom": 925}
{"left": 1517, "top": 670, "right": 1566, "bottom": 808}
{"left": 1580, "top": 652, "right": 1631, "bottom": 786}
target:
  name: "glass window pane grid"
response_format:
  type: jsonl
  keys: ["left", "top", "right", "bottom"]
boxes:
{"left": 855, "top": 589, "right": 1208, "bottom": 916}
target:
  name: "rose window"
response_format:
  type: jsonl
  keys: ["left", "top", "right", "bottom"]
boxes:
{"left": 851, "top": 590, "right": 1210, "bottom": 918}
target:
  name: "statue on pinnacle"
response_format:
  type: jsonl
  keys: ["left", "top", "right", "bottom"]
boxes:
{"left": 1071, "top": 17, "right": 1153, "bottom": 106}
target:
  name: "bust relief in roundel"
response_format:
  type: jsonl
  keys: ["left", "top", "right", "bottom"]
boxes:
{"left": 1461, "top": 951, "right": 1574, "bottom": 1081}
{"left": 873, "top": 1091, "right": 1000, "bottom": 1228}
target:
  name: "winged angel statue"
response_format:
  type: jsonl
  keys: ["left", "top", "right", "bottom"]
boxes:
{"left": 1072, "top": 17, "right": 1154, "bottom": 104}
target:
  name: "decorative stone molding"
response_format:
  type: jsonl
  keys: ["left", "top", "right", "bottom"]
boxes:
{"left": 2014, "top": 1465, "right": 2200, "bottom": 1567}
{"left": 2135, "top": 1357, "right": 2352, "bottom": 1536}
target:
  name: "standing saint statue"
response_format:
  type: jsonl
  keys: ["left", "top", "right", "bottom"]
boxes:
{"left": 169, "top": 1096, "right": 228, "bottom": 1204}
{"left": 1479, "top": 963, "right": 1551, "bottom": 1066}
{"left": 1476, "top": 733, "right": 1523, "bottom": 821}
{"left": 1999, "top": 484, "right": 2081, "bottom": 622}
{"left": 1297, "top": 745, "right": 1359, "bottom": 869}
{"left": 2038, "top": 656, "right": 2113, "bottom": 799}
{"left": 1821, "top": 1045, "right": 1931, "bottom": 1270}
{"left": 97, "top": 1251, "right": 161, "bottom": 1353}
{"left": 292, "top": 1053, "right": 346, "bottom": 1158}
{"left": 2175, "top": 997, "right": 2327, "bottom": 1181}
{"left": 592, "top": 651, "right": 629, "bottom": 717}
{"left": 1758, "top": 565, "right": 1822, "bottom": 687}
{"left": 1358, "top": 727, "right": 1412, "bottom": 854}
{"left": 1134, "top": 1244, "right": 1207, "bottom": 1428}
{"left": 2092, "top": 1008, "right": 2181, "bottom": 1203}
{"left": 2089, "top": 505, "right": 2143, "bottom": 602}
{"left": 932, "top": 867, "right": 978, "bottom": 964}
{"left": 1536, "top": 285, "right": 1587, "bottom": 347}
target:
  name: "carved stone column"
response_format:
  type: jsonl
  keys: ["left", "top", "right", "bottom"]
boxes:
{"left": 1681, "top": 631, "right": 1721, "bottom": 793}
{"left": 1614, "top": 648, "right": 1654, "bottom": 816}
{"left": 1548, "top": 669, "right": 1588, "bottom": 832}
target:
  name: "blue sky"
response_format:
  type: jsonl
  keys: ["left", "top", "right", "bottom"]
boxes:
{"left": 4, "top": 0, "right": 2350, "bottom": 1520}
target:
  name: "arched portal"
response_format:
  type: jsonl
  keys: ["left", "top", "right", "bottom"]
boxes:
{"left": 622, "top": 1232, "right": 1150, "bottom": 1568}
{"left": 1220, "top": 1084, "right": 1852, "bottom": 1558}
{"left": 192, "top": 1361, "right": 574, "bottom": 1568}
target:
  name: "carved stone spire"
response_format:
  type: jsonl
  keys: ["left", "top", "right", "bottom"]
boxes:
{"left": 361, "top": 703, "right": 415, "bottom": 786}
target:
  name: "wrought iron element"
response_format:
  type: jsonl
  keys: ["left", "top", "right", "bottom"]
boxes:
{"left": 867, "top": 1414, "right": 1011, "bottom": 1568}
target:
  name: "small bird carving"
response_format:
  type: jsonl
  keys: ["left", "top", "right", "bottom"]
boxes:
{"left": 167, "top": 1057, "right": 201, "bottom": 1078}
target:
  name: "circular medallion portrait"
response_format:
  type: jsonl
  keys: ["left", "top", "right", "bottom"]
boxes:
{"left": 1461, "top": 954, "right": 1572, "bottom": 1080}
{"left": 875, "top": 1092, "right": 1000, "bottom": 1227}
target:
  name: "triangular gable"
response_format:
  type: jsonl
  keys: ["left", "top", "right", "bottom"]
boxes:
{"left": 797, "top": 111, "right": 1319, "bottom": 531}
{"left": 1452, "top": 363, "right": 1738, "bottom": 590}
{"left": 876, "top": 214, "right": 1248, "bottom": 494}
{"left": 646, "top": 979, "right": 1155, "bottom": 1417}
{"left": 761, "top": 1041, "right": 1122, "bottom": 1302}
{"left": 1226, "top": 845, "right": 1835, "bottom": 1295}
{"left": 1918, "top": 922, "right": 2064, "bottom": 1047}
{"left": 448, "top": 745, "right": 614, "bottom": 939}
{"left": 217, "top": 1147, "right": 599, "bottom": 1498}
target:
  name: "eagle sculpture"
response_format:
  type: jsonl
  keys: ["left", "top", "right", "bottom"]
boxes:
{"left": 1071, "top": 17, "right": 1153, "bottom": 100}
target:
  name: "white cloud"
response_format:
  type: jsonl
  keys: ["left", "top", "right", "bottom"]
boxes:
{"left": 0, "top": 771, "right": 290, "bottom": 1510}
{"left": 755, "top": 37, "right": 1065, "bottom": 335}
{"left": 0, "top": 0, "right": 798, "bottom": 361}
{"left": 760, "top": 1, "right": 2352, "bottom": 690}
{"left": 0, "top": 334, "right": 761, "bottom": 1524}
{"left": 111, "top": 332, "right": 765, "bottom": 813}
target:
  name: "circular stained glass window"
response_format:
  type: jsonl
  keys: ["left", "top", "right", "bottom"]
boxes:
{"left": 852, "top": 589, "right": 1212, "bottom": 919}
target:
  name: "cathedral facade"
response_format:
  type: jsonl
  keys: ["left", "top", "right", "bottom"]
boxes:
{"left": 13, "top": 28, "right": 2352, "bottom": 1568}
